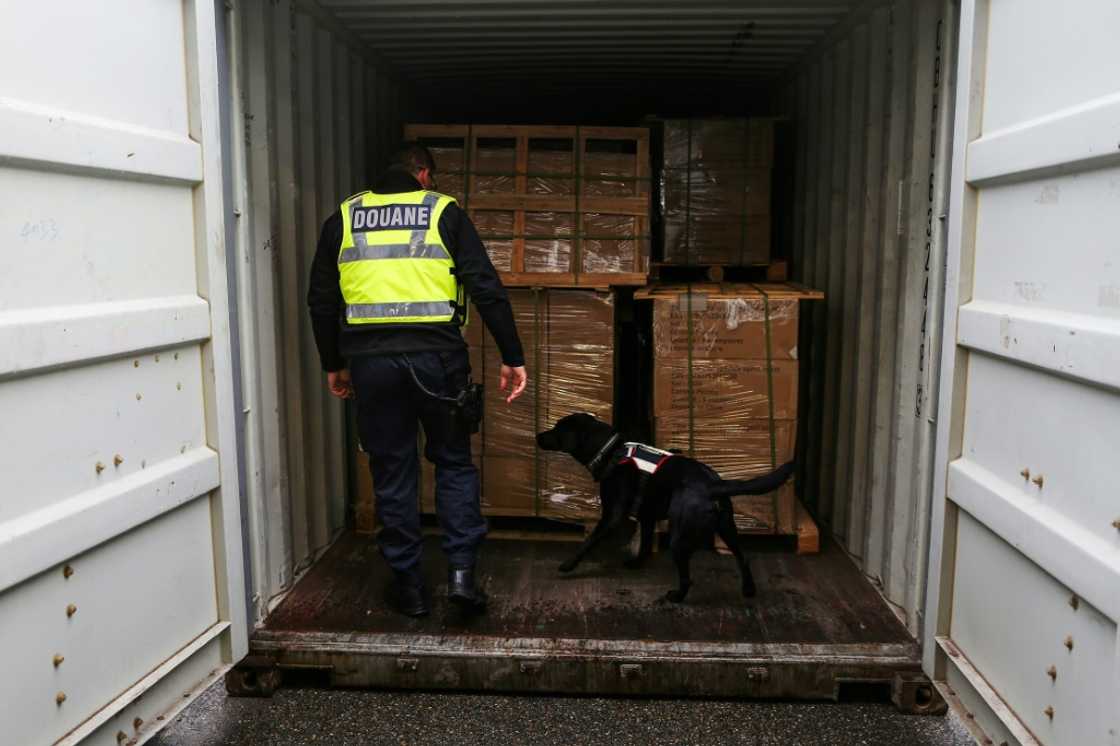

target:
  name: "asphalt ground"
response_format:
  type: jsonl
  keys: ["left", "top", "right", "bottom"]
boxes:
{"left": 151, "top": 679, "right": 976, "bottom": 746}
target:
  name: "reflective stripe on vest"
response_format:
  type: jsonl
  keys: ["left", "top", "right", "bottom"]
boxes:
{"left": 345, "top": 301, "right": 455, "bottom": 321}
{"left": 337, "top": 190, "right": 464, "bottom": 326}
{"left": 339, "top": 241, "right": 449, "bottom": 262}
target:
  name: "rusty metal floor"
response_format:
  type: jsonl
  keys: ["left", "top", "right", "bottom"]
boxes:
{"left": 249, "top": 531, "right": 924, "bottom": 703}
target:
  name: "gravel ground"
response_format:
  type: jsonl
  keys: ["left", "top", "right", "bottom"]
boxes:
{"left": 151, "top": 680, "right": 976, "bottom": 746}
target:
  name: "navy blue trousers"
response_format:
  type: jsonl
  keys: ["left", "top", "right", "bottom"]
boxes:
{"left": 350, "top": 349, "right": 486, "bottom": 577}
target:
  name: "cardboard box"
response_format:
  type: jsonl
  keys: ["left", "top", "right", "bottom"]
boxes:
{"left": 415, "top": 289, "right": 614, "bottom": 524}
{"left": 663, "top": 168, "right": 772, "bottom": 217}
{"left": 638, "top": 283, "right": 821, "bottom": 535}
{"left": 651, "top": 294, "right": 800, "bottom": 360}
{"left": 662, "top": 216, "right": 772, "bottom": 266}
{"left": 662, "top": 119, "right": 775, "bottom": 170}
{"left": 659, "top": 118, "right": 776, "bottom": 266}
{"left": 653, "top": 359, "right": 799, "bottom": 422}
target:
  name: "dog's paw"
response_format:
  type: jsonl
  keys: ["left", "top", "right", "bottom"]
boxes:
{"left": 664, "top": 589, "right": 687, "bottom": 603}
{"left": 558, "top": 559, "right": 578, "bottom": 574}
{"left": 623, "top": 557, "right": 645, "bottom": 570}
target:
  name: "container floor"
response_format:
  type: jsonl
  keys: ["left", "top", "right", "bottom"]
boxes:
{"left": 262, "top": 530, "right": 912, "bottom": 648}
{"left": 250, "top": 530, "right": 923, "bottom": 700}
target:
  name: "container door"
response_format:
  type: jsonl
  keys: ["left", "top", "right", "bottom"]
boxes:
{"left": 926, "top": 1, "right": 1120, "bottom": 744}
{"left": 0, "top": 2, "right": 246, "bottom": 744}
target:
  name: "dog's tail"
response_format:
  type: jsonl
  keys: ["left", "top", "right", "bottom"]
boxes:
{"left": 710, "top": 461, "right": 796, "bottom": 499}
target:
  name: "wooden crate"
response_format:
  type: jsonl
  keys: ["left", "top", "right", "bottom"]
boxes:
{"left": 405, "top": 124, "right": 650, "bottom": 288}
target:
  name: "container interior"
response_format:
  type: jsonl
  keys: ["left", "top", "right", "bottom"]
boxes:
{"left": 230, "top": 0, "right": 957, "bottom": 674}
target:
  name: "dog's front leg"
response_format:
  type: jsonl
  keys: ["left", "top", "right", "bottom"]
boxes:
{"left": 558, "top": 517, "right": 611, "bottom": 573}
{"left": 624, "top": 517, "right": 655, "bottom": 569}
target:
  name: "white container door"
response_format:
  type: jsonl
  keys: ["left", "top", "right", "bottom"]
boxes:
{"left": 927, "top": 1, "right": 1120, "bottom": 744}
{"left": 0, "top": 2, "right": 247, "bottom": 745}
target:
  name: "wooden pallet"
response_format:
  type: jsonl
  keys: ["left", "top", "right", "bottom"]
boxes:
{"left": 714, "top": 498, "right": 820, "bottom": 555}
{"left": 634, "top": 280, "right": 825, "bottom": 301}
{"left": 405, "top": 123, "right": 651, "bottom": 288}
{"left": 795, "top": 501, "right": 821, "bottom": 554}
{"left": 650, "top": 259, "right": 788, "bottom": 284}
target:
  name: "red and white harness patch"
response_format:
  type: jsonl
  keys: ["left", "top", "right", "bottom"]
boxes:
{"left": 618, "top": 442, "right": 675, "bottom": 475}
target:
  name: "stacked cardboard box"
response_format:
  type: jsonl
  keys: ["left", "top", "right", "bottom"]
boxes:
{"left": 354, "top": 120, "right": 816, "bottom": 542}
{"left": 638, "top": 283, "right": 821, "bottom": 534}
{"left": 659, "top": 118, "right": 775, "bottom": 267}
{"left": 414, "top": 289, "right": 614, "bottom": 524}
{"left": 356, "top": 288, "right": 612, "bottom": 531}
{"left": 404, "top": 124, "right": 650, "bottom": 287}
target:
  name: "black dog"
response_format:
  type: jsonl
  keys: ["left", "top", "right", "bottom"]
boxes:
{"left": 536, "top": 413, "right": 795, "bottom": 603}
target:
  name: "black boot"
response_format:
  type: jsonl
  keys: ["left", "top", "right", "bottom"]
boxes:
{"left": 387, "top": 572, "right": 429, "bottom": 618}
{"left": 447, "top": 566, "right": 487, "bottom": 613}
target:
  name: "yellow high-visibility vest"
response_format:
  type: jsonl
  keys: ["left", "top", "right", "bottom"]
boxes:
{"left": 337, "top": 189, "right": 465, "bottom": 325}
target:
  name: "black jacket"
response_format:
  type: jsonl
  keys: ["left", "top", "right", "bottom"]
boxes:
{"left": 307, "top": 171, "right": 525, "bottom": 371}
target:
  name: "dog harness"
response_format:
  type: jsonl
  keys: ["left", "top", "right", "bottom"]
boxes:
{"left": 618, "top": 442, "right": 675, "bottom": 475}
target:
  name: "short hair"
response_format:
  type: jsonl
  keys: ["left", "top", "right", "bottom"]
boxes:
{"left": 389, "top": 141, "right": 436, "bottom": 175}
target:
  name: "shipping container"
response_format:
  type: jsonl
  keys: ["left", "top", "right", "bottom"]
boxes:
{"left": 2, "top": 1, "right": 1117, "bottom": 745}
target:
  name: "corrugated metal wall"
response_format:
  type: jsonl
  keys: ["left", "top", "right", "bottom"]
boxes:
{"left": 778, "top": 0, "right": 957, "bottom": 635}
{"left": 229, "top": 0, "right": 406, "bottom": 623}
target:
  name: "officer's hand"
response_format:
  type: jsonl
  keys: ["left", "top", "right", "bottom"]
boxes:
{"left": 500, "top": 365, "right": 527, "bottom": 404}
{"left": 327, "top": 369, "right": 354, "bottom": 399}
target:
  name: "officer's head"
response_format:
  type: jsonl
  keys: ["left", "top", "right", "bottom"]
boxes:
{"left": 389, "top": 142, "right": 438, "bottom": 190}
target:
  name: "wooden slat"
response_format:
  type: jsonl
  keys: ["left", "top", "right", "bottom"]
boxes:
{"left": 410, "top": 124, "right": 651, "bottom": 142}
{"left": 461, "top": 123, "right": 473, "bottom": 211}
{"left": 568, "top": 272, "right": 647, "bottom": 287}
{"left": 766, "top": 260, "right": 790, "bottom": 281}
{"left": 403, "top": 123, "right": 469, "bottom": 138}
{"left": 576, "top": 125, "right": 651, "bottom": 140}
{"left": 495, "top": 271, "right": 647, "bottom": 289}
{"left": 574, "top": 128, "right": 586, "bottom": 283}
{"left": 472, "top": 124, "right": 576, "bottom": 140}
{"left": 796, "top": 501, "right": 821, "bottom": 554}
{"left": 523, "top": 125, "right": 580, "bottom": 139}
{"left": 513, "top": 134, "right": 529, "bottom": 273}
{"left": 581, "top": 196, "right": 650, "bottom": 215}
{"left": 468, "top": 194, "right": 571, "bottom": 213}
{"left": 634, "top": 132, "right": 649, "bottom": 274}
{"left": 463, "top": 194, "right": 649, "bottom": 217}
{"left": 634, "top": 282, "right": 825, "bottom": 301}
